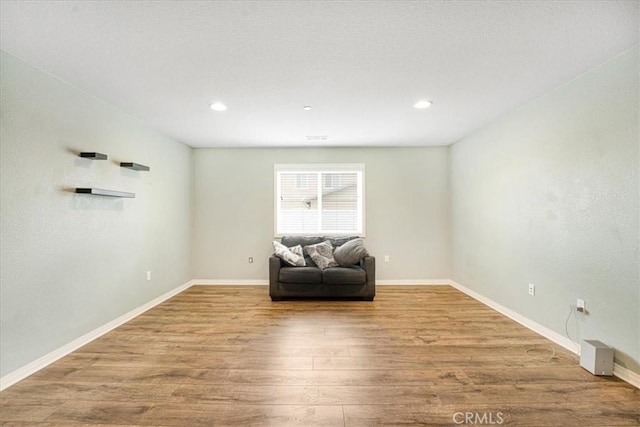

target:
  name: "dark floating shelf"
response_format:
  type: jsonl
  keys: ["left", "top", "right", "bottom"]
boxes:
{"left": 79, "top": 152, "right": 108, "bottom": 160}
{"left": 75, "top": 188, "right": 135, "bottom": 198}
{"left": 120, "top": 162, "right": 150, "bottom": 171}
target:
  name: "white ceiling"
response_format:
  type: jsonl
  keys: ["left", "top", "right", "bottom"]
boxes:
{"left": 1, "top": 1, "right": 638, "bottom": 148}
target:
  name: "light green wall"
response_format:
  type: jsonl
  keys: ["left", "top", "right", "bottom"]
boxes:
{"left": 450, "top": 47, "right": 640, "bottom": 374}
{"left": 192, "top": 147, "right": 451, "bottom": 281}
{"left": 0, "top": 51, "right": 193, "bottom": 377}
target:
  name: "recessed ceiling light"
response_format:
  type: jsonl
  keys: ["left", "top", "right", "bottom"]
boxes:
{"left": 302, "top": 106, "right": 312, "bottom": 111}
{"left": 306, "top": 135, "right": 328, "bottom": 141}
{"left": 414, "top": 100, "right": 433, "bottom": 109}
{"left": 209, "top": 102, "right": 227, "bottom": 112}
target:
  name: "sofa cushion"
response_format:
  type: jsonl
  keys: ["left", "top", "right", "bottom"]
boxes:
{"left": 281, "top": 236, "right": 324, "bottom": 248}
{"left": 326, "top": 236, "right": 358, "bottom": 248}
{"left": 279, "top": 266, "right": 322, "bottom": 284}
{"left": 334, "top": 238, "right": 369, "bottom": 267}
{"left": 304, "top": 241, "right": 338, "bottom": 270}
{"left": 323, "top": 266, "right": 367, "bottom": 285}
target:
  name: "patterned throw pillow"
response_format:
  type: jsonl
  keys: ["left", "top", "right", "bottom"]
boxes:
{"left": 303, "top": 240, "right": 338, "bottom": 270}
{"left": 273, "top": 241, "right": 306, "bottom": 267}
{"left": 333, "top": 238, "right": 369, "bottom": 267}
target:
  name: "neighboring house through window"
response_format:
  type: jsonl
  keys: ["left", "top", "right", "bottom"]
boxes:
{"left": 296, "top": 174, "right": 309, "bottom": 189}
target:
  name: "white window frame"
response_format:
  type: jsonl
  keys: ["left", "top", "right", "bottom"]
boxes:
{"left": 274, "top": 163, "right": 365, "bottom": 237}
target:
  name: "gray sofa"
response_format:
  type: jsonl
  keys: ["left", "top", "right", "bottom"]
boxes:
{"left": 269, "top": 236, "right": 375, "bottom": 301}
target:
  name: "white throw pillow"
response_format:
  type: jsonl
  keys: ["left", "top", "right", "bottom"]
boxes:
{"left": 273, "top": 241, "right": 306, "bottom": 267}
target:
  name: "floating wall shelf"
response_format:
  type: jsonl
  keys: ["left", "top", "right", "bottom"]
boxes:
{"left": 75, "top": 188, "right": 135, "bottom": 198}
{"left": 79, "top": 152, "right": 108, "bottom": 160}
{"left": 120, "top": 162, "right": 150, "bottom": 171}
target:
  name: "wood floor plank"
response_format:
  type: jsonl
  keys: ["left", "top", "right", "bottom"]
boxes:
{"left": 79, "top": 341, "right": 351, "bottom": 357}
{"left": 343, "top": 402, "right": 640, "bottom": 426}
{"left": 43, "top": 401, "right": 155, "bottom": 425}
{"left": 0, "top": 398, "right": 60, "bottom": 423}
{"left": 431, "top": 382, "right": 639, "bottom": 405}
{"left": 46, "top": 401, "right": 345, "bottom": 427}
{"left": 1, "top": 381, "right": 178, "bottom": 403}
{"left": 461, "top": 366, "right": 618, "bottom": 385}
{"left": 215, "top": 368, "right": 472, "bottom": 387}
{"left": 170, "top": 384, "right": 439, "bottom": 405}
{"left": 347, "top": 342, "right": 567, "bottom": 357}
{"left": 28, "top": 366, "right": 213, "bottom": 385}
{"left": 1, "top": 285, "right": 638, "bottom": 426}
{"left": 313, "top": 352, "right": 576, "bottom": 370}
{"left": 89, "top": 354, "right": 313, "bottom": 370}
{"left": 342, "top": 404, "right": 454, "bottom": 427}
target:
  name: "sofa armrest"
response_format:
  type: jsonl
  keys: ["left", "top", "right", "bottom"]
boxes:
{"left": 269, "top": 255, "right": 282, "bottom": 300}
{"left": 362, "top": 255, "right": 376, "bottom": 300}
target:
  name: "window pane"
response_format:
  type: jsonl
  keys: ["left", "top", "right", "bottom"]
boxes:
{"left": 278, "top": 172, "right": 318, "bottom": 233}
{"left": 321, "top": 173, "right": 358, "bottom": 232}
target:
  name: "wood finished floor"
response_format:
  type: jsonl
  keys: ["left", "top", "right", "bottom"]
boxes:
{"left": 1, "top": 285, "right": 638, "bottom": 426}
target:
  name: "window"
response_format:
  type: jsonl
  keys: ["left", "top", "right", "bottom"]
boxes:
{"left": 323, "top": 173, "right": 342, "bottom": 189}
{"left": 275, "top": 164, "right": 365, "bottom": 236}
{"left": 296, "top": 174, "right": 309, "bottom": 189}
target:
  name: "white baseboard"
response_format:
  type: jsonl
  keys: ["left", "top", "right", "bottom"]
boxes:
{"left": 0, "top": 280, "right": 193, "bottom": 391}
{"left": 376, "top": 280, "right": 450, "bottom": 285}
{"left": 191, "top": 279, "right": 268, "bottom": 286}
{"left": 193, "top": 279, "right": 449, "bottom": 286}
{"left": 448, "top": 280, "right": 580, "bottom": 354}
{"left": 448, "top": 280, "right": 639, "bottom": 389}
{"left": 612, "top": 363, "right": 640, "bottom": 388}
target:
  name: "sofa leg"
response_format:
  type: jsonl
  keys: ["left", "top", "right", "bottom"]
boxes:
{"left": 270, "top": 296, "right": 282, "bottom": 301}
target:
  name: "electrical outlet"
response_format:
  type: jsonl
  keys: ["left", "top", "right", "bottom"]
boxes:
{"left": 577, "top": 299, "right": 586, "bottom": 313}
{"left": 146, "top": 271, "right": 152, "bottom": 281}
{"left": 528, "top": 283, "right": 535, "bottom": 296}
{"left": 384, "top": 255, "right": 390, "bottom": 263}
{"left": 248, "top": 257, "right": 254, "bottom": 264}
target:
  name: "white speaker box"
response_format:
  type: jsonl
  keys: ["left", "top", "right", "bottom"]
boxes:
{"left": 580, "top": 340, "right": 614, "bottom": 376}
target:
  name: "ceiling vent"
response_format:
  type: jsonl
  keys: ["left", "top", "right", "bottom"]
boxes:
{"left": 305, "top": 135, "right": 329, "bottom": 141}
